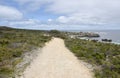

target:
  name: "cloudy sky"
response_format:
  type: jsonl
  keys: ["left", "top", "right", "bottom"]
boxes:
{"left": 0, "top": 0, "right": 120, "bottom": 30}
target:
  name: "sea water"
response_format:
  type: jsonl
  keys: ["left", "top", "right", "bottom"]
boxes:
{"left": 65, "top": 30, "right": 120, "bottom": 44}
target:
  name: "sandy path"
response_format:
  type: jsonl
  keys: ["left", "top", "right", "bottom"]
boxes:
{"left": 20, "top": 38, "right": 93, "bottom": 78}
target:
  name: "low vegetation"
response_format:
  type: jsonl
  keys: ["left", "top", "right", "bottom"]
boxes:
{"left": 46, "top": 30, "right": 120, "bottom": 78}
{"left": 0, "top": 27, "right": 120, "bottom": 78}
{"left": 0, "top": 26, "right": 51, "bottom": 78}
{"left": 65, "top": 37, "right": 120, "bottom": 78}
{"left": 49, "top": 30, "right": 66, "bottom": 39}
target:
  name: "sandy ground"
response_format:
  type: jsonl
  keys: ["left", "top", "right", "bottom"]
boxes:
{"left": 20, "top": 38, "right": 94, "bottom": 78}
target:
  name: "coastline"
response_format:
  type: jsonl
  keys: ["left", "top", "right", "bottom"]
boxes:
{"left": 112, "top": 42, "right": 120, "bottom": 45}
{"left": 79, "top": 37, "right": 120, "bottom": 45}
{"left": 63, "top": 30, "right": 120, "bottom": 44}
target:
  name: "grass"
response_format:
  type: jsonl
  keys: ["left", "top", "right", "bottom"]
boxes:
{"left": 0, "top": 26, "right": 52, "bottom": 78}
{"left": 0, "top": 27, "right": 120, "bottom": 78}
{"left": 64, "top": 37, "right": 120, "bottom": 78}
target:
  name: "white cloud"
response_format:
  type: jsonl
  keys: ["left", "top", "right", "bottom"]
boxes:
{"left": 14, "top": 0, "right": 51, "bottom": 11}
{"left": 0, "top": 5, "right": 23, "bottom": 20}
{"left": 8, "top": 19, "right": 40, "bottom": 26}
{"left": 49, "top": 0, "right": 120, "bottom": 25}
{"left": 56, "top": 14, "right": 106, "bottom": 25}
{"left": 0, "top": 18, "right": 118, "bottom": 30}
{"left": 48, "top": 19, "right": 53, "bottom": 22}
{"left": 14, "top": 0, "right": 120, "bottom": 25}
{"left": 0, "top": 0, "right": 119, "bottom": 30}
{"left": 57, "top": 16, "right": 69, "bottom": 23}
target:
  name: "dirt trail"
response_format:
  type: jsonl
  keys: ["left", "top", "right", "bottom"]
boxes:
{"left": 20, "top": 38, "right": 94, "bottom": 78}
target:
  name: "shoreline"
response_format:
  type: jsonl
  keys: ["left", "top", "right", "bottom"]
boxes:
{"left": 79, "top": 37, "right": 120, "bottom": 45}
{"left": 64, "top": 30, "right": 120, "bottom": 45}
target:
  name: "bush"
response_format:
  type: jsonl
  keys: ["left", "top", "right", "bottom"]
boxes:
{"left": 65, "top": 38, "right": 120, "bottom": 78}
{"left": 0, "top": 26, "right": 52, "bottom": 77}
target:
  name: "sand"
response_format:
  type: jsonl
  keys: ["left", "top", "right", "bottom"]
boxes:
{"left": 20, "top": 38, "right": 94, "bottom": 78}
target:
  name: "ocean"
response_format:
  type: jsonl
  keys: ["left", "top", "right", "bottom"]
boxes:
{"left": 64, "top": 30, "right": 120, "bottom": 44}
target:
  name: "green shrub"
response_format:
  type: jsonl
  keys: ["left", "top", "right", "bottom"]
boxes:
{"left": 0, "top": 27, "right": 52, "bottom": 77}
{"left": 65, "top": 38, "right": 120, "bottom": 78}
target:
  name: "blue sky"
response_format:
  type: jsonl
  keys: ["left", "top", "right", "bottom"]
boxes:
{"left": 0, "top": 0, "right": 120, "bottom": 30}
